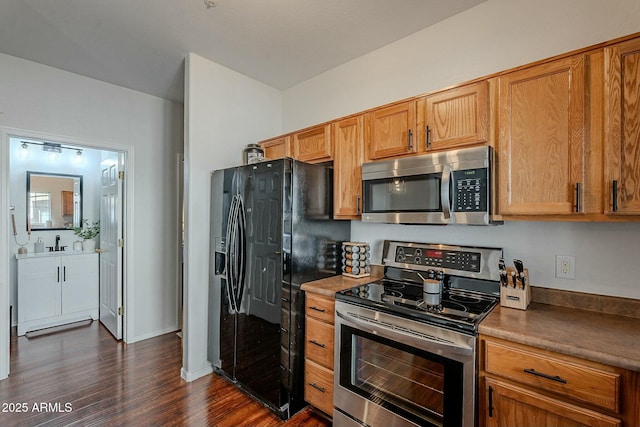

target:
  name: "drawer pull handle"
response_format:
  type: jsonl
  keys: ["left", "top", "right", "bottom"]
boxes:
{"left": 310, "top": 306, "right": 326, "bottom": 313}
{"left": 523, "top": 368, "right": 567, "bottom": 384}
{"left": 309, "top": 340, "right": 325, "bottom": 348}
{"left": 488, "top": 385, "right": 494, "bottom": 418}
{"left": 309, "top": 382, "right": 325, "bottom": 393}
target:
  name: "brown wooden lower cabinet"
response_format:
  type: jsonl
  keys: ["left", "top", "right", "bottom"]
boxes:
{"left": 483, "top": 377, "right": 621, "bottom": 427}
{"left": 479, "top": 335, "right": 639, "bottom": 427}
{"left": 304, "top": 292, "right": 336, "bottom": 417}
{"left": 304, "top": 359, "right": 334, "bottom": 416}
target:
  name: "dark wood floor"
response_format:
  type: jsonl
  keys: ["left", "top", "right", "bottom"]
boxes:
{"left": 0, "top": 321, "right": 330, "bottom": 426}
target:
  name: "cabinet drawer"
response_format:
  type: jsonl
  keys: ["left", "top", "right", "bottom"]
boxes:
{"left": 305, "top": 359, "right": 334, "bottom": 416}
{"left": 306, "top": 316, "right": 334, "bottom": 369}
{"left": 305, "top": 293, "right": 335, "bottom": 323}
{"left": 484, "top": 339, "right": 620, "bottom": 412}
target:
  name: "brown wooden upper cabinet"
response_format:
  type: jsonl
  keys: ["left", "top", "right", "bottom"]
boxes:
{"left": 604, "top": 37, "right": 640, "bottom": 215}
{"left": 260, "top": 135, "right": 291, "bottom": 160}
{"left": 420, "top": 81, "right": 489, "bottom": 151}
{"left": 364, "top": 100, "right": 417, "bottom": 161}
{"left": 61, "top": 191, "right": 74, "bottom": 217}
{"left": 333, "top": 116, "right": 364, "bottom": 219}
{"left": 497, "top": 54, "right": 587, "bottom": 216}
{"left": 293, "top": 124, "right": 332, "bottom": 163}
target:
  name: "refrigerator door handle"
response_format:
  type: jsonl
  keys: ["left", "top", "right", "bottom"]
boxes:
{"left": 235, "top": 196, "right": 247, "bottom": 308}
{"left": 224, "top": 196, "right": 233, "bottom": 311}
{"left": 226, "top": 196, "right": 239, "bottom": 313}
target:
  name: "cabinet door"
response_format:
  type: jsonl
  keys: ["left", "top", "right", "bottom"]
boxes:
{"left": 498, "top": 55, "right": 586, "bottom": 215}
{"left": 365, "top": 100, "right": 417, "bottom": 160}
{"left": 605, "top": 38, "right": 640, "bottom": 214}
{"left": 424, "top": 81, "right": 489, "bottom": 151}
{"left": 260, "top": 135, "right": 291, "bottom": 160}
{"left": 293, "top": 124, "right": 332, "bottom": 163}
{"left": 62, "top": 191, "right": 74, "bottom": 216}
{"left": 484, "top": 378, "right": 621, "bottom": 427}
{"left": 333, "top": 116, "right": 364, "bottom": 218}
{"left": 17, "top": 257, "right": 61, "bottom": 322}
{"left": 61, "top": 254, "right": 99, "bottom": 314}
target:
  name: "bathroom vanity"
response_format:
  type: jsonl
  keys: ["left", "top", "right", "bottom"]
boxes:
{"left": 16, "top": 251, "right": 98, "bottom": 335}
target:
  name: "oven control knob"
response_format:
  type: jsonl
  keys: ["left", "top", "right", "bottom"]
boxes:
{"left": 415, "top": 249, "right": 422, "bottom": 256}
{"left": 415, "top": 258, "right": 421, "bottom": 264}
{"left": 396, "top": 255, "right": 404, "bottom": 262}
{"left": 426, "top": 269, "right": 436, "bottom": 279}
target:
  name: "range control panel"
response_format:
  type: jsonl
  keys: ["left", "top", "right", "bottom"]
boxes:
{"left": 394, "top": 245, "right": 481, "bottom": 273}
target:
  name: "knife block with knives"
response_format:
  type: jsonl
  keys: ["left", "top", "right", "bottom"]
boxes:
{"left": 499, "top": 260, "right": 531, "bottom": 310}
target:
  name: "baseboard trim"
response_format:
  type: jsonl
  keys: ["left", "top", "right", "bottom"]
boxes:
{"left": 181, "top": 364, "right": 213, "bottom": 382}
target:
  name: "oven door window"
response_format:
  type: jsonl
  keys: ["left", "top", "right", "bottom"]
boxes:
{"left": 339, "top": 325, "right": 463, "bottom": 427}
{"left": 363, "top": 174, "right": 441, "bottom": 213}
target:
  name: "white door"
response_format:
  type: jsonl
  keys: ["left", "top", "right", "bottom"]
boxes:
{"left": 99, "top": 152, "right": 124, "bottom": 339}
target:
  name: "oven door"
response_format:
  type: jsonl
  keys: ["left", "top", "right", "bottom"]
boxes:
{"left": 334, "top": 301, "right": 476, "bottom": 427}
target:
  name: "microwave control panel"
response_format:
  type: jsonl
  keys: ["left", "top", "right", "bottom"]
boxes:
{"left": 452, "top": 168, "right": 487, "bottom": 212}
{"left": 395, "top": 245, "right": 481, "bottom": 272}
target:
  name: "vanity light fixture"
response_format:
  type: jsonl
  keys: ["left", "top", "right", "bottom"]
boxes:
{"left": 20, "top": 140, "right": 84, "bottom": 155}
{"left": 42, "top": 142, "right": 62, "bottom": 153}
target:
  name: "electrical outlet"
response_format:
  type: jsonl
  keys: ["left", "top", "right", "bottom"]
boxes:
{"left": 555, "top": 255, "right": 576, "bottom": 279}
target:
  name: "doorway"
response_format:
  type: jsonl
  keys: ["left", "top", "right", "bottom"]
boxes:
{"left": 1, "top": 129, "right": 132, "bottom": 376}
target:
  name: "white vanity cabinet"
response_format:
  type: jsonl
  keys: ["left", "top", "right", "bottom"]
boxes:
{"left": 17, "top": 252, "right": 99, "bottom": 335}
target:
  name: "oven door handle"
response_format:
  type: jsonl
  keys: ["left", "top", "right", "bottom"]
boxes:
{"left": 336, "top": 310, "right": 473, "bottom": 356}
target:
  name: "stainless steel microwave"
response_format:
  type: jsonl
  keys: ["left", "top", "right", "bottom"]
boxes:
{"left": 361, "top": 146, "right": 501, "bottom": 225}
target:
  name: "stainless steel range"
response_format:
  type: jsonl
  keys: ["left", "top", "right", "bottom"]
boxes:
{"left": 333, "top": 240, "right": 502, "bottom": 427}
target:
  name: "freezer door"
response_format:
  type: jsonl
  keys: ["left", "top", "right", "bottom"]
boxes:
{"left": 208, "top": 167, "right": 243, "bottom": 378}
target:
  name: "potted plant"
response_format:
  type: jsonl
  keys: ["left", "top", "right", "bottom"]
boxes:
{"left": 73, "top": 219, "right": 100, "bottom": 252}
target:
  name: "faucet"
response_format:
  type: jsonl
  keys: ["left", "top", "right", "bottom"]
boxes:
{"left": 55, "top": 235, "right": 60, "bottom": 251}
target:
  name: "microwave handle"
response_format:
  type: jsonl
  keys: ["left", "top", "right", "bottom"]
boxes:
{"left": 441, "top": 165, "right": 452, "bottom": 220}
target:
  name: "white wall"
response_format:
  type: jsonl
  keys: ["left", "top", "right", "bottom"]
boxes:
{"left": 283, "top": 0, "right": 640, "bottom": 130}
{"left": 280, "top": 0, "right": 640, "bottom": 300}
{"left": 0, "top": 52, "right": 183, "bottom": 359}
{"left": 182, "top": 53, "right": 282, "bottom": 380}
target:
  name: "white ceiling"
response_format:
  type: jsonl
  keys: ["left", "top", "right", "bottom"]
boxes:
{"left": 0, "top": 0, "right": 485, "bottom": 103}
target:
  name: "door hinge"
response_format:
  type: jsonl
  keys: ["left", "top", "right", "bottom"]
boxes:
{"left": 118, "top": 306, "right": 125, "bottom": 316}
{"left": 118, "top": 239, "right": 124, "bottom": 247}
{"left": 118, "top": 170, "right": 125, "bottom": 180}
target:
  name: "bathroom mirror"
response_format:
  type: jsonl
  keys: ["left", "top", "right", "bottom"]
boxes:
{"left": 26, "top": 171, "right": 83, "bottom": 230}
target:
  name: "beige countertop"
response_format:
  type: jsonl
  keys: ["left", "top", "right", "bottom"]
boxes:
{"left": 301, "top": 266, "right": 383, "bottom": 297}
{"left": 479, "top": 303, "right": 640, "bottom": 372}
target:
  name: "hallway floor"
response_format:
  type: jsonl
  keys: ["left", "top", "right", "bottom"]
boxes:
{"left": 0, "top": 322, "right": 329, "bottom": 426}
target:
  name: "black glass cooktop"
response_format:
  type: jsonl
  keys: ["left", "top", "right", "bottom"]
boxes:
{"left": 336, "top": 278, "right": 498, "bottom": 334}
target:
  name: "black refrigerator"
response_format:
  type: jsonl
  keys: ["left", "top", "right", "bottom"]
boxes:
{"left": 208, "top": 158, "right": 350, "bottom": 419}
